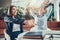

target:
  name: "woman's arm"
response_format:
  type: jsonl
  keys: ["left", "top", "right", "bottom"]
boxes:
{"left": 12, "top": 18, "right": 25, "bottom": 24}
{"left": 26, "top": 0, "right": 49, "bottom": 16}
{"left": 36, "top": 0, "right": 49, "bottom": 16}
{"left": 4, "top": 16, "right": 12, "bottom": 23}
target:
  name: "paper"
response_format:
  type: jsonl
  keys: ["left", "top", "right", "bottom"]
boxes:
{"left": 12, "top": 24, "right": 20, "bottom": 32}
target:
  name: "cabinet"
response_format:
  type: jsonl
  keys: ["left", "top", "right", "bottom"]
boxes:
{"left": 48, "top": 21, "right": 60, "bottom": 30}
{"left": 0, "top": 20, "right": 60, "bottom": 38}
{"left": 0, "top": 20, "right": 6, "bottom": 37}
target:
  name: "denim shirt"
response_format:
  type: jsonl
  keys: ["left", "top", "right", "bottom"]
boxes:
{"left": 4, "top": 15, "right": 24, "bottom": 33}
{"left": 30, "top": 6, "right": 52, "bottom": 30}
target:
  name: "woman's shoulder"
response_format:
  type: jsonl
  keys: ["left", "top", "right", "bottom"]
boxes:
{"left": 4, "top": 15, "right": 11, "bottom": 19}
{"left": 4, "top": 15, "right": 12, "bottom": 22}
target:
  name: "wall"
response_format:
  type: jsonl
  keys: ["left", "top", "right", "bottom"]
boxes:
{"left": 0, "top": 0, "right": 11, "bottom": 8}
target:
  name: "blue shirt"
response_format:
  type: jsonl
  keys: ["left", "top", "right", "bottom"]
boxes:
{"left": 30, "top": 6, "right": 52, "bottom": 30}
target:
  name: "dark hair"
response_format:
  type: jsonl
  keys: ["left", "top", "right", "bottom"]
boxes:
{"left": 9, "top": 5, "right": 17, "bottom": 15}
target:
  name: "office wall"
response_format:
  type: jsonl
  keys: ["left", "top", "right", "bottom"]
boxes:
{"left": 0, "top": 0, "right": 11, "bottom": 8}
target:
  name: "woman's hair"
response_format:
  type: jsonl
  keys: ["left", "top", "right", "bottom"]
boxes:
{"left": 9, "top": 5, "right": 17, "bottom": 15}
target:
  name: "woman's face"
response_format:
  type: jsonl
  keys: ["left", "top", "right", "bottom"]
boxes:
{"left": 11, "top": 7, "right": 17, "bottom": 16}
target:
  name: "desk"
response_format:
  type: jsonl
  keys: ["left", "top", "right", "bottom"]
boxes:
{"left": 44, "top": 31, "right": 60, "bottom": 40}
{"left": 23, "top": 32, "right": 44, "bottom": 40}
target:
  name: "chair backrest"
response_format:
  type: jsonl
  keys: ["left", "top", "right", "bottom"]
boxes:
{"left": 46, "top": 3, "right": 54, "bottom": 20}
{"left": 47, "top": 21, "right": 60, "bottom": 30}
{"left": 0, "top": 20, "right": 6, "bottom": 29}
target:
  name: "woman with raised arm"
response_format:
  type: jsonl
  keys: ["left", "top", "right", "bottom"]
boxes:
{"left": 26, "top": 0, "right": 54, "bottom": 31}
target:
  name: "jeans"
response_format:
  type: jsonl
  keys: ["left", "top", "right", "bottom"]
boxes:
{"left": 7, "top": 31, "right": 22, "bottom": 40}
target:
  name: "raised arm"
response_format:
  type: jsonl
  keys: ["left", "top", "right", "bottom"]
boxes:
{"left": 26, "top": 0, "right": 50, "bottom": 16}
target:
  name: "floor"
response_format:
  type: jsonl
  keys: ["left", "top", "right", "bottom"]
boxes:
{"left": 0, "top": 38, "right": 5, "bottom": 40}
{"left": 1, "top": 37, "right": 60, "bottom": 40}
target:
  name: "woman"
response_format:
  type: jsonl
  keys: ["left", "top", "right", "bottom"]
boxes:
{"left": 4, "top": 5, "right": 26, "bottom": 40}
{"left": 26, "top": 0, "right": 54, "bottom": 31}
